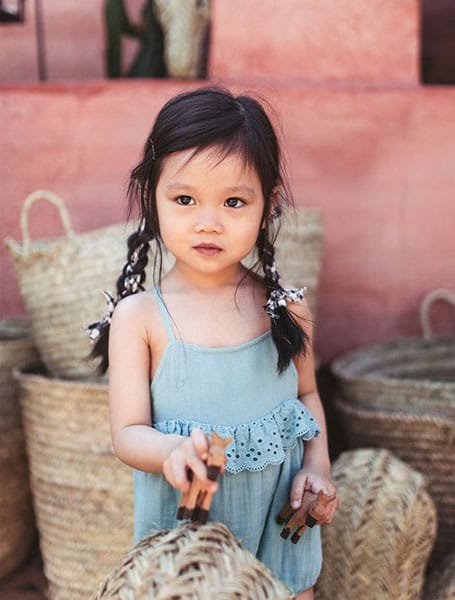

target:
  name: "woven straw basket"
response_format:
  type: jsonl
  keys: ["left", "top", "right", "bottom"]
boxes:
{"left": 14, "top": 364, "right": 134, "bottom": 599}
{"left": 0, "top": 318, "right": 38, "bottom": 580}
{"left": 330, "top": 289, "right": 454, "bottom": 566}
{"left": 275, "top": 209, "right": 323, "bottom": 321}
{"left": 244, "top": 208, "right": 323, "bottom": 320}
{"left": 92, "top": 521, "right": 292, "bottom": 599}
{"left": 315, "top": 448, "right": 436, "bottom": 600}
{"left": 5, "top": 191, "right": 138, "bottom": 379}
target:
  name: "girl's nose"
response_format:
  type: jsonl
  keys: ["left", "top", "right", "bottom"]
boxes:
{"left": 194, "top": 210, "right": 223, "bottom": 233}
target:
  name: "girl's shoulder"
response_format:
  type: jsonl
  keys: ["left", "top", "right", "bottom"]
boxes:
{"left": 110, "top": 289, "right": 165, "bottom": 342}
{"left": 113, "top": 289, "right": 154, "bottom": 318}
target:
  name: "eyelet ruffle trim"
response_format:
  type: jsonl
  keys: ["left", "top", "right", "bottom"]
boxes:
{"left": 153, "top": 398, "right": 320, "bottom": 473}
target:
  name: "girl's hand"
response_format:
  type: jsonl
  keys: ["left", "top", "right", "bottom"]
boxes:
{"left": 162, "top": 428, "right": 218, "bottom": 494}
{"left": 290, "top": 468, "right": 338, "bottom": 524}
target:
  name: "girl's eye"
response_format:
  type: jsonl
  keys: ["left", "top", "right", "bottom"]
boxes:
{"left": 176, "top": 195, "right": 195, "bottom": 206}
{"left": 225, "top": 197, "right": 245, "bottom": 208}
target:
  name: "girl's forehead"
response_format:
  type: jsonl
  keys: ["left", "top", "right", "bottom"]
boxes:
{"left": 159, "top": 146, "right": 260, "bottom": 185}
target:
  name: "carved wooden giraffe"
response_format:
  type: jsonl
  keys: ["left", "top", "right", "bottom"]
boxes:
{"left": 177, "top": 431, "right": 232, "bottom": 524}
{"left": 277, "top": 489, "right": 337, "bottom": 543}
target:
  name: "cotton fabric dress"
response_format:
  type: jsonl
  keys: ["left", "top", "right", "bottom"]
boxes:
{"left": 134, "top": 286, "right": 322, "bottom": 593}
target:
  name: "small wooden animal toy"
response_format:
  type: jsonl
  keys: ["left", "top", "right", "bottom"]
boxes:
{"left": 177, "top": 431, "right": 232, "bottom": 524}
{"left": 277, "top": 489, "right": 337, "bottom": 544}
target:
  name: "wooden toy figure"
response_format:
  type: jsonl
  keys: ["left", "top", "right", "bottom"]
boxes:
{"left": 277, "top": 490, "right": 337, "bottom": 544}
{"left": 177, "top": 432, "right": 232, "bottom": 523}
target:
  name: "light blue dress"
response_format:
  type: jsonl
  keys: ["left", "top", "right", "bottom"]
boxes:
{"left": 133, "top": 285, "right": 322, "bottom": 593}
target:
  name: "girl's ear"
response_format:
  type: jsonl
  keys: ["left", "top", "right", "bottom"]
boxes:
{"left": 271, "top": 184, "right": 282, "bottom": 210}
{"left": 261, "top": 185, "right": 281, "bottom": 228}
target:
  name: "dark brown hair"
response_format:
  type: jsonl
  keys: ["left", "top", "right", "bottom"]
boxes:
{"left": 91, "top": 86, "right": 309, "bottom": 374}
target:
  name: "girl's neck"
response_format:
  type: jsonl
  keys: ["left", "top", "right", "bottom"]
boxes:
{"left": 163, "top": 263, "right": 250, "bottom": 293}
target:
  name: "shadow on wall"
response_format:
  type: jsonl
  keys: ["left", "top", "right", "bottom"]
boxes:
{"left": 421, "top": 0, "right": 455, "bottom": 84}
{"left": 0, "top": 0, "right": 25, "bottom": 23}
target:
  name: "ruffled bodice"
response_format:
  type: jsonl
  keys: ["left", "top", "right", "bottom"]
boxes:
{"left": 155, "top": 397, "right": 319, "bottom": 473}
{"left": 149, "top": 285, "right": 320, "bottom": 473}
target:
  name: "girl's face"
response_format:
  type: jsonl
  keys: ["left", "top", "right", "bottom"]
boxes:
{"left": 155, "top": 147, "right": 265, "bottom": 283}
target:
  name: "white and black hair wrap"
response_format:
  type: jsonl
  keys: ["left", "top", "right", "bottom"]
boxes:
{"left": 86, "top": 218, "right": 155, "bottom": 373}
{"left": 257, "top": 227, "right": 310, "bottom": 373}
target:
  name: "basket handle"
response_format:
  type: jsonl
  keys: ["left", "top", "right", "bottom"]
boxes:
{"left": 20, "top": 190, "right": 75, "bottom": 255}
{"left": 419, "top": 288, "right": 455, "bottom": 339}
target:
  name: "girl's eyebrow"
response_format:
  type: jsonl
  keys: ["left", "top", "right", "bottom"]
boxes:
{"left": 165, "top": 183, "right": 256, "bottom": 196}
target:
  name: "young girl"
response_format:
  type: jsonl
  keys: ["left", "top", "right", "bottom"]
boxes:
{"left": 88, "top": 86, "right": 337, "bottom": 599}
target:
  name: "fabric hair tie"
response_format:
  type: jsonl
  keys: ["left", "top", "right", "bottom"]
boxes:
{"left": 84, "top": 291, "right": 117, "bottom": 341}
{"left": 84, "top": 218, "right": 148, "bottom": 341}
{"left": 264, "top": 287, "right": 307, "bottom": 319}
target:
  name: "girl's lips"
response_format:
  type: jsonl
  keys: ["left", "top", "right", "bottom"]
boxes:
{"left": 193, "top": 244, "right": 222, "bottom": 256}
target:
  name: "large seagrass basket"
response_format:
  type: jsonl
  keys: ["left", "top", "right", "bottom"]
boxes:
{"left": 330, "top": 289, "right": 455, "bottom": 566}
{"left": 0, "top": 319, "right": 38, "bottom": 580}
{"left": 315, "top": 449, "right": 436, "bottom": 600}
{"left": 4, "top": 191, "right": 138, "bottom": 379}
{"left": 14, "top": 364, "right": 134, "bottom": 600}
{"left": 244, "top": 208, "right": 323, "bottom": 320}
{"left": 274, "top": 209, "right": 323, "bottom": 320}
{"left": 92, "top": 521, "right": 292, "bottom": 599}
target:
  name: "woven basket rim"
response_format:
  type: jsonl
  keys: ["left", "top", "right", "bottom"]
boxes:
{"left": 333, "top": 395, "right": 454, "bottom": 426}
{"left": 331, "top": 334, "right": 455, "bottom": 390}
{"left": 13, "top": 363, "right": 107, "bottom": 389}
{"left": 6, "top": 219, "right": 132, "bottom": 253}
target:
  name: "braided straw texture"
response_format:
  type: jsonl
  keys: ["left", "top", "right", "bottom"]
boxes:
{"left": 423, "top": 547, "right": 455, "bottom": 600}
{"left": 0, "top": 319, "right": 38, "bottom": 579}
{"left": 4, "top": 191, "right": 140, "bottom": 379}
{"left": 14, "top": 365, "right": 133, "bottom": 599}
{"left": 243, "top": 208, "right": 323, "bottom": 321}
{"left": 315, "top": 449, "right": 436, "bottom": 600}
{"left": 92, "top": 521, "right": 292, "bottom": 600}
{"left": 331, "top": 333, "right": 455, "bottom": 566}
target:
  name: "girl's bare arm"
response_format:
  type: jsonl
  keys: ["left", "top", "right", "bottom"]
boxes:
{"left": 291, "top": 299, "right": 331, "bottom": 477}
{"left": 108, "top": 294, "right": 211, "bottom": 489}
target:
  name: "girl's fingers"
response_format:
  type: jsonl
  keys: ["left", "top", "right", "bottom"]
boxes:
{"left": 164, "top": 431, "right": 221, "bottom": 494}
{"left": 186, "top": 451, "right": 209, "bottom": 483}
{"left": 290, "top": 472, "right": 307, "bottom": 509}
{"left": 190, "top": 428, "right": 209, "bottom": 461}
{"left": 164, "top": 454, "right": 190, "bottom": 492}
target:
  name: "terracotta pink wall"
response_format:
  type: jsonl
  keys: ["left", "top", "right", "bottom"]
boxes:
{"left": 1, "top": 81, "right": 454, "bottom": 362}
{"left": 1, "top": 0, "right": 454, "bottom": 364}
{"left": 210, "top": 0, "right": 419, "bottom": 83}
{"left": 1, "top": 0, "right": 419, "bottom": 83}
{"left": 0, "top": 0, "right": 105, "bottom": 80}
{"left": 0, "top": 0, "right": 158, "bottom": 81}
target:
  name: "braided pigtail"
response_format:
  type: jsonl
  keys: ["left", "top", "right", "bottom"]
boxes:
{"left": 257, "top": 228, "right": 310, "bottom": 374}
{"left": 86, "top": 219, "right": 155, "bottom": 374}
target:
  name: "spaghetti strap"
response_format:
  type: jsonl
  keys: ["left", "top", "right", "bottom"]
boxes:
{"left": 152, "top": 284, "right": 176, "bottom": 341}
